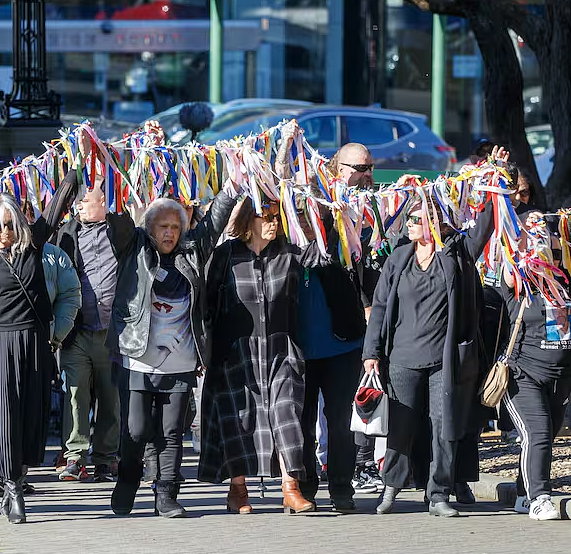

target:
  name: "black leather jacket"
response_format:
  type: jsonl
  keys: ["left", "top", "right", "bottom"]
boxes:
{"left": 105, "top": 191, "right": 237, "bottom": 369}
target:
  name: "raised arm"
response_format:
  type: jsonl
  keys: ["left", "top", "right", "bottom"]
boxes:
{"left": 106, "top": 211, "right": 137, "bottom": 259}
{"left": 463, "top": 200, "right": 495, "bottom": 261}
{"left": 274, "top": 120, "right": 299, "bottom": 181}
{"left": 463, "top": 145, "right": 511, "bottom": 260}
{"left": 187, "top": 185, "right": 238, "bottom": 265}
{"left": 33, "top": 170, "right": 80, "bottom": 246}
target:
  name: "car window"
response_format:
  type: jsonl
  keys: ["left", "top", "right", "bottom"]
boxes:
{"left": 299, "top": 116, "right": 338, "bottom": 149}
{"left": 201, "top": 112, "right": 293, "bottom": 143}
{"left": 526, "top": 128, "right": 553, "bottom": 156}
{"left": 345, "top": 116, "right": 397, "bottom": 146}
{"left": 394, "top": 120, "right": 414, "bottom": 138}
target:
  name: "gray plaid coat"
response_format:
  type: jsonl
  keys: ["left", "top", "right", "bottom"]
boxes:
{"left": 198, "top": 237, "right": 329, "bottom": 483}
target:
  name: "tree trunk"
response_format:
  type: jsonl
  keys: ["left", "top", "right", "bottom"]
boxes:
{"left": 539, "top": 3, "right": 571, "bottom": 208}
{"left": 463, "top": 1, "right": 546, "bottom": 209}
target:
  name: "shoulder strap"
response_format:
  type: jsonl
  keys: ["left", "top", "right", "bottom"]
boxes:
{"left": 492, "top": 306, "right": 504, "bottom": 361}
{"left": 504, "top": 300, "right": 527, "bottom": 359}
{"left": 0, "top": 253, "right": 47, "bottom": 335}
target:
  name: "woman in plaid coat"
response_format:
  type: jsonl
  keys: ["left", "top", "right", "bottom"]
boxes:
{"left": 198, "top": 198, "right": 330, "bottom": 514}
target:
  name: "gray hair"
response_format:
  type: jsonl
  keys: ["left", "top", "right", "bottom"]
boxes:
{"left": 0, "top": 193, "right": 33, "bottom": 255}
{"left": 141, "top": 198, "right": 189, "bottom": 246}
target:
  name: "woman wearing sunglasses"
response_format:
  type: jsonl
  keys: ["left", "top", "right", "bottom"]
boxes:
{"left": 501, "top": 213, "right": 571, "bottom": 521}
{"left": 198, "top": 196, "right": 333, "bottom": 515}
{"left": 362, "top": 147, "right": 506, "bottom": 518}
{"left": 0, "top": 131, "right": 88, "bottom": 524}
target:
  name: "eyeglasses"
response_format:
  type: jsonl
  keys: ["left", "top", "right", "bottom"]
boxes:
{"left": 2, "top": 221, "right": 13, "bottom": 231}
{"left": 407, "top": 215, "right": 423, "bottom": 225}
{"left": 339, "top": 162, "right": 374, "bottom": 173}
{"left": 553, "top": 249, "right": 562, "bottom": 261}
{"left": 260, "top": 213, "right": 279, "bottom": 223}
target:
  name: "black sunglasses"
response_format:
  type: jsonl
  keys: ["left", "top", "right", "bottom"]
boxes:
{"left": 2, "top": 221, "right": 13, "bottom": 231}
{"left": 340, "top": 162, "right": 374, "bottom": 173}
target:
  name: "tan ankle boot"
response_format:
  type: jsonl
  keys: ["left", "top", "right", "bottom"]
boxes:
{"left": 282, "top": 480, "right": 315, "bottom": 514}
{"left": 227, "top": 483, "right": 253, "bottom": 514}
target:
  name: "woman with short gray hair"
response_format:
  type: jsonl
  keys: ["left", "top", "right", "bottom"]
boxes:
{"left": 108, "top": 123, "right": 241, "bottom": 519}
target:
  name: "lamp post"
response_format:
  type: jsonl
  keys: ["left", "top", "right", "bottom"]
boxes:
{"left": 209, "top": 0, "right": 223, "bottom": 104}
{"left": 1, "top": 0, "right": 61, "bottom": 126}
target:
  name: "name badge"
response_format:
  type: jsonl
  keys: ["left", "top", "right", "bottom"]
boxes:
{"left": 155, "top": 267, "right": 168, "bottom": 282}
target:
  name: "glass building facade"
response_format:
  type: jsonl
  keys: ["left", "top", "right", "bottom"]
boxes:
{"left": 0, "top": 0, "right": 543, "bottom": 158}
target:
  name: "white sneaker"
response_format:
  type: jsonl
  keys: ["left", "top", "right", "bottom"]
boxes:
{"left": 514, "top": 496, "right": 530, "bottom": 514}
{"left": 529, "top": 495, "right": 560, "bottom": 521}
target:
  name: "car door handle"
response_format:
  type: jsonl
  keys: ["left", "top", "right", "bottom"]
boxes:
{"left": 395, "top": 153, "right": 409, "bottom": 163}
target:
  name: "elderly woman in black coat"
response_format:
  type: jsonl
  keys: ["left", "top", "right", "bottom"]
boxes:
{"left": 362, "top": 170, "right": 500, "bottom": 517}
{"left": 199, "top": 197, "right": 332, "bottom": 515}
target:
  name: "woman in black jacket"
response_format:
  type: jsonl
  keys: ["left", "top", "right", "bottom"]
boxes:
{"left": 0, "top": 144, "right": 84, "bottom": 524}
{"left": 362, "top": 189, "right": 495, "bottom": 517}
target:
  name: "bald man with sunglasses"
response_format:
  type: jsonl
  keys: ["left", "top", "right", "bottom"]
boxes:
{"left": 333, "top": 143, "right": 375, "bottom": 190}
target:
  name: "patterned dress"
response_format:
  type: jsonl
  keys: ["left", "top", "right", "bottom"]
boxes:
{"left": 198, "top": 236, "right": 328, "bottom": 482}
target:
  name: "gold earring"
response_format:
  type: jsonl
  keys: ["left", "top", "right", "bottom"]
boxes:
{"left": 244, "top": 230, "right": 252, "bottom": 241}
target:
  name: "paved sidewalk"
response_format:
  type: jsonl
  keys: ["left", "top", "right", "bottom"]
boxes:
{"left": 1, "top": 445, "right": 571, "bottom": 554}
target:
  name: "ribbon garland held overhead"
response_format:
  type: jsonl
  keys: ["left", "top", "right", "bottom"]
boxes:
{"left": 0, "top": 119, "right": 569, "bottom": 305}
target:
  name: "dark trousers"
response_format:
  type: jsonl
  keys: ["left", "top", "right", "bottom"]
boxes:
{"left": 383, "top": 364, "right": 456, "bottom": 503}
{"left": 503, "top": 369, "right": 571, "bottom": 500}
{"left": 0, "top": 328, "right": 52, "bottom": 482}
{"left": 119, "top": 389, "right": 190, "bottom": 483}
{"left": 355, "top": 431, "right": 375, "bottom": 466}
{"left": 300, "top": 348, "right": 361, "bottom": 500}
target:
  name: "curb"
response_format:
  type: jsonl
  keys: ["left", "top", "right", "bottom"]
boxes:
{"left": 470, "top": 473, "right": 571, "bottom": 520}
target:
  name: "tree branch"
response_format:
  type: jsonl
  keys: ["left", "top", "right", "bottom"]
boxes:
{"left": 500, "top": 1, "right": 547, "bottom": 58}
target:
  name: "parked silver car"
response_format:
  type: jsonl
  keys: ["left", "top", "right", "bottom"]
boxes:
{"left": 196, "top": 106, "right": 456, "bottom": 172}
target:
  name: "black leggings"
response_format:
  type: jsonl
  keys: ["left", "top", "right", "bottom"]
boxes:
{"left": 119, "top": 390, "right": 190, "bottom": 483}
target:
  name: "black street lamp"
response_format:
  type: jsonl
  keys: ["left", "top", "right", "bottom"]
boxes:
{"left": 0, "top": 0, "right": 61, "bottom": 126}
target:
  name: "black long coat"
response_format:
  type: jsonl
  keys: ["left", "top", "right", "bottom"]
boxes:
{"left": 198, "top": 236, "right": 328, "bottom": 482}
{"left": 362, "top": 203, "right": 495, "bottom": 441}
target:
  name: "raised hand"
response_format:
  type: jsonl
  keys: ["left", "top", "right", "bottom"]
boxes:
{"left": 490, "top": 145, "right": 510, "bottom": 165}
{"left": 144, "top": 119, "right": 166, "bottom": 146}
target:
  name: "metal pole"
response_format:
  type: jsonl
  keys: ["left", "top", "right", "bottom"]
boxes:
{"left": 431, "top": 14, "right": 446, "bottom": 138}
{"left": 209, "top": 0, "right": 223, "bottom": 104}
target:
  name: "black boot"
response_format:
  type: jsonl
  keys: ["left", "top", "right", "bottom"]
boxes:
{"left": 111, "top": 460, "right": 142, "bottom": 516}
{"left": 111, "top": 480, "right": 140, "bottom": 516}
{"left": 155, "top": 480, "right": 186, "bottom": 518}
{"left": 1, "top": 479, "right": 26, "bottom": 524}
